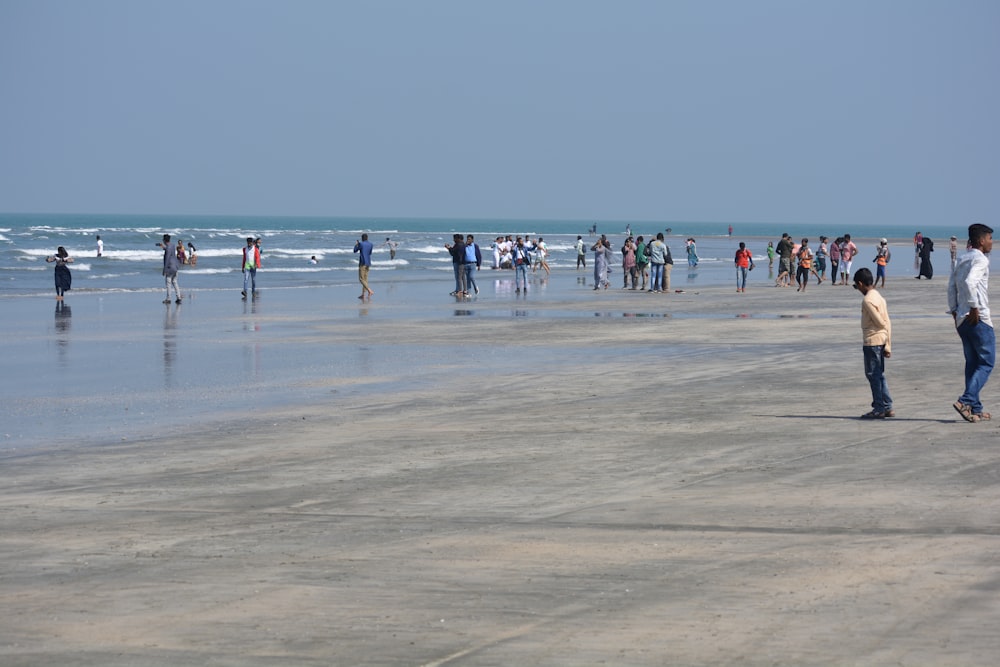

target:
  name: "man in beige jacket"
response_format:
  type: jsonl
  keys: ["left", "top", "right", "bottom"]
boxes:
{"left": 854, "top": 267, "right": 893, "bottom": 419}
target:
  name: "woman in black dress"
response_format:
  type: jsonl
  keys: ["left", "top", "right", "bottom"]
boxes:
{"left": 46, "top": 246, "right": 74, "bottom": 299}
{"left": 916, "top": 237, "right": 934, "bottom": 279}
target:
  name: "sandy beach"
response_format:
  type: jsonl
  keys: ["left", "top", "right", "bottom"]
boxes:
{"left": 2, "top": 272, "right": 998, "bottom": 665}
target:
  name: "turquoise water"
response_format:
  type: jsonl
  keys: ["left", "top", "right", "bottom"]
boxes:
{"left": 0, "top": 212, "right": 968, "bottom": 296}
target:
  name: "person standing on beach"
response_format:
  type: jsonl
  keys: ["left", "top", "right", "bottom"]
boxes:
{"left": 829, "top": 237, "right": 841, "bottom": 286}
{"left": 158, "top": 234, "right": 181, "bottom": 304}
{"left": 512, "top": 236, "right": 531, "bottom": 293}
{"left": 661, "top": 236, "right": 674, "bottom": 292}
{"left": 775, "top": 234, "right": 793, "bottom": 286}
{"left": 354, "top": 233, "right": 374, "bottom": 301}
{"left": 853, "top": 267, "right": 893, "bottom": 419}
{"left": 766, "top": 241, "right": 775, "bottom": 268}
{"left": 592, "top": 235, "right": 611, "bottom": 290}
{"left": 796, "top": 239, "right": 813, "bottom": 292}
{"left": 950, "top": 236, "right": 958, "bottom": 271}
{"left": 622, "top": 237, "right": 637, "bottom": 289}
{"left": 874, "top": 238, "right": 890, "bottom": 288}
{"left": 95, "top": 235, "right": 103, "bottom": 257}
{"left": 816, "top": 236, "right": 828, "bottom": 282}
{"left": 241, "top": 236, "right": 261, "bottom": 299}
{"left": 445, "top": 233, "right": 467, "bottom": 296}
{"left": 576, "top": 236, "right": 587, "bottom": 269}
{"left": 948, "top": 223, "right": 994, "bottom": 423}
{"left": 491, "top": 237, "right": 503, "bottom": 269}
{"left": 187, "top": 242, "right": 197, "bottom": 266}
{"left": 735, "top": 242, "right": 753, "bottom": 293}
{"left": 635, "top": 236, "right": 649, "bottom": 290}
{"left": 463, "top": 234, "right": 481, "bottom": 296}
{"left": 46, "top": 246, "right": 73, "bottom": 300}
{"left": 916, "top": 237, "right": 934, "bottom": 279}
{"left": 839, "top": 234, "right": 858, "bottom": 285}
{"left": 647, "top": 233, "right": 667, "bottom": 293}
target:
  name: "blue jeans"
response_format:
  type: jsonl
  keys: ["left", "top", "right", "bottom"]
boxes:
{"left": 515, "top": 263, "right": 528, "bottom": 290}
{"left": 452, "top": 263, "right": 464, "bottom": 293}
{"left": 464, "top": 263, "right": 478, "bottom": 293}
{"left": 957, "top": 320, "right": 995, "bottom": 413}
{"left": 649, "top": 263, "right": 663, "bottom": 290}
{"left": 863, "top": 345, "right": 892, "bottom": 413}
{"left": 736, "top": 266, "right": 748, "bottom": 289}
{"left": 242, "top": 268, "right": 256, "bottom": 293}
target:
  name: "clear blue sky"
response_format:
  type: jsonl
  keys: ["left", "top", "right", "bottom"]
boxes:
{"left": 1, "top": 0, "right": 997, "bottom": 227}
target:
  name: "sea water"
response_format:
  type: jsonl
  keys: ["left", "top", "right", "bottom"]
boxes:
{"left": 0, "top": 212, "right": 968, "bottom": 297}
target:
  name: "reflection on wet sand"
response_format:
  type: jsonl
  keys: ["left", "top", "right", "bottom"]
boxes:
{"left": 54, "top": 302, "right": 72, "bottom": 367}
{"left": 163, "top": 302, "right": 178, "bottom": 387}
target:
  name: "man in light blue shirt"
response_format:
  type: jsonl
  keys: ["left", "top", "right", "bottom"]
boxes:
{"left": 948, "top": 223, "right": 994, "bottom": 422}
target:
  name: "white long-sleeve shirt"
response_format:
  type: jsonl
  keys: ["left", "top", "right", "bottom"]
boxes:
{"left": 948, "top": 248, "right": 992, "bottom": 328}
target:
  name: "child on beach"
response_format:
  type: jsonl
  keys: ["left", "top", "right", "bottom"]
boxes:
{"left": 854, "top": 267, "right": 893, "bottom": 419}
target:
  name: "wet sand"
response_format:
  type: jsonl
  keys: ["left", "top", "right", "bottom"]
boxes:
{"left": 2, "top": 274, "right": 999, "bottom": 665}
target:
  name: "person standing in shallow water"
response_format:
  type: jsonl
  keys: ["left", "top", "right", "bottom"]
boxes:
{"left": 354, "top": 233, "right": 374, "bottom": 301}
{"left": 948, "top": 223, "right": 994, "bottom": 423}
{"left": 241, "top": 236, "right": 261, "bottom": 299}
{"left": 46, "top": 246, "right": 73, "bottom": 300}
{"left": 383, "top": 237, "right": 398, "bottom": 260}
{"left": 158, "top": 234, "right": 182, "bottom": 304}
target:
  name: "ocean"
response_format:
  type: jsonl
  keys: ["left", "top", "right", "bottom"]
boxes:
{"left": 0, "top": 212, "right": 970, "bottom": 297}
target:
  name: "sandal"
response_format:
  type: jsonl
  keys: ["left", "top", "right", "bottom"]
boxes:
{"left": 953, "top": 401, "right": 976, "bottom": 423}
{"left": 973, "top": 412, "right": 991, "bottom": 421}
{"left": 860, "top": 410, "right": 886, "bottom": 419}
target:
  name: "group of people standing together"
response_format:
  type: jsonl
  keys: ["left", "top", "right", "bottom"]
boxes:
{"left": 767, "top": 233, "right": 868, "bottom": 291}
{"left": 487, "top": 236, "right": 550, "bottom": 276}
{"left": 586, "top": 232, "right": 676, "bottom": 292}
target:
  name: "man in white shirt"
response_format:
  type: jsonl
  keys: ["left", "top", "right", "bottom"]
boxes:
{"left": 948, "top": 223, "right": 994, "bottom": 422}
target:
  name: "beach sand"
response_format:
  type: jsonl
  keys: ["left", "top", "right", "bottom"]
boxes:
{"left": 2, "top": 273, "right": 999, "bottom": 665}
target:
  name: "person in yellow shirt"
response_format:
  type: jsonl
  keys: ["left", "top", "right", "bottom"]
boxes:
{"left": 854, "top": 267, "right": 893, "bottom": 419}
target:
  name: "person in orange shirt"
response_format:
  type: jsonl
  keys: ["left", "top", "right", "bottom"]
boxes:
{"left": 796, "top": 239, "right": 814, "bottom": 292}
{"left": 734, "top": 242, "right": 753, "bottom": 293}
{"left": 874, "top": 238, "right": 891, "bottom": 288}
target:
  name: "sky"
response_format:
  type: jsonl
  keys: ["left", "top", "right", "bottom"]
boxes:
{"left": 1, "top": 0, "right": 997, "bottom": 227}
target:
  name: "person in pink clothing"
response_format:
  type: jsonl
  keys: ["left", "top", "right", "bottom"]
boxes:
{"left": 829, "top": 237, "right": 842, "bottom": 286}
{"left": 838, "top": 234, "right": 858, "bottom": 285}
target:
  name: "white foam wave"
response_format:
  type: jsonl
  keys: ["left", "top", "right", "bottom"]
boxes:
{"left": 183, "top": 267, "right": 236, "bottom": 275}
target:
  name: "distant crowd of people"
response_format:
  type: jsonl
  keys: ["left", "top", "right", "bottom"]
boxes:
{"left": 42, "top": 223, "right": 997, "bottom": 426}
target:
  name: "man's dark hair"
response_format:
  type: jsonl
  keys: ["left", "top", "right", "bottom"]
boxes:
{"left": 163, "top": 234, "right": 171, "bottom": 242}
{"left": 969, "top": 223, "right": 993, "bottom": 249}
{"left": 853, "top": 267, "right": 874, "bottom": 287}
